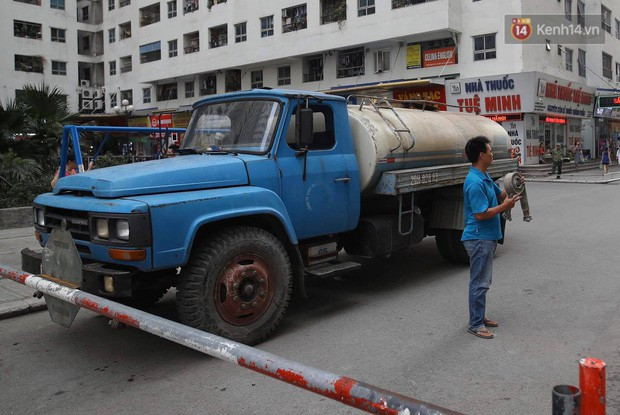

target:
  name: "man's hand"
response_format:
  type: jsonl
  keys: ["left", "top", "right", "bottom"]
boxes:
{"left": 502, "top": 194, "right": 522, "bottom": 210}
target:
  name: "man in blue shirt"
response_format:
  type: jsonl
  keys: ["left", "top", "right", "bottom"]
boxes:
{"left": 462, "top": 136, "right": 521, "bottom": 339}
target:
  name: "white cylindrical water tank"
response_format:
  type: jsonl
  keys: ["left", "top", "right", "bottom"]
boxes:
{"left": 347, "top": 105, "right": 511, "bottom": 193}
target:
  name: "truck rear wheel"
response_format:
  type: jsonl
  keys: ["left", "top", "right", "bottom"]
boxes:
{"left": 177, "top": 226, "right": 292, "bottom": 345}
{"left": 435, "top": 229, "right": 469, "bottom": 264}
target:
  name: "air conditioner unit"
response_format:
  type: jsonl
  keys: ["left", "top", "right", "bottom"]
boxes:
{"left": 80, "top": 80, "right": 91, "bottom": 87}
{"left": 94, "top": 101, "right": 104, "bottom": 110}
{"left": 82, "top": 101, "right": 93, "bottom": 110}
{"left": 82, "top": 90, "right": 93, "bottom": 99}
{"left": 94, "top": 89, "right": 104, "bottom": 98}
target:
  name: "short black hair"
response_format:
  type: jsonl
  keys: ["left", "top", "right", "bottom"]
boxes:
{"left": 66, "top": 151, "right": 76, "bottom": 163}
{"left": 169, "top": 144, "right": 179, "bottom": 151}
{"left": 465, "top": 136, "right": 491, "bottom": 163}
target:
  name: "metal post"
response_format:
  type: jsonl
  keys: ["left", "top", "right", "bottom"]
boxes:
{"left": 551, "top": 385, "right": 580, "bottom": 415}
{"left": 0, "top": 264, "right": 462, "bottom": 415}
{"left": 579, "top": 358, "right": 606, "bottom": 415}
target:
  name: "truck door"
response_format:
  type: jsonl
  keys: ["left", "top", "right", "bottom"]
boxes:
{"left": 276, "top": 101, "right": 351, "bottom": 240}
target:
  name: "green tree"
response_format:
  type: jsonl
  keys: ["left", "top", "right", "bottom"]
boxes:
{"left": 0, "top": 99, "right": 28, "bottom": 154}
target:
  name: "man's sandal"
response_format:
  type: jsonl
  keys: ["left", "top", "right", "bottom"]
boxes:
{"left": 483, "top": 317, "right": 499, "bottom": 327}
{"left": 468, "top": 327, "right": 495, "bottom": 339}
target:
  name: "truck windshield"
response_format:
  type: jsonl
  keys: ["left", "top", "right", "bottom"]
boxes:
{"left": 182, "top": 100, "right": 281, "bottom": 154}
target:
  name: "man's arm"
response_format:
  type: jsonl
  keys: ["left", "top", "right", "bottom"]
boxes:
{"left": 474, "top": 194, "right": 521, "bottom": 221}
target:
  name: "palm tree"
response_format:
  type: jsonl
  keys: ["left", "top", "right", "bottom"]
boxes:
{"left": 0, "top": 99, "right": 27, "bottom": 153}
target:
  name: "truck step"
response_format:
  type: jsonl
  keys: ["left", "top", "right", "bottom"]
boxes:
{"left": 305, "top": 261, "right": 362, "bottom": 278}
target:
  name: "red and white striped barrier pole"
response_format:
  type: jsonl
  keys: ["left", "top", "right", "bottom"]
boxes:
{"left": 579, "top": 358, "right": 606, "bottom": 415}
{"left": 0, "top": 264, "right": 461, "bottom": 415}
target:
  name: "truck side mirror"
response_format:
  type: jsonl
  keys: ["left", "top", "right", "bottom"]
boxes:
{"left": 297, "top": 108, "right": 314, "bottom": 148}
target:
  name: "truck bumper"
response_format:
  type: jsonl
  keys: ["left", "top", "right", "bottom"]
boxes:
{"left": 21, "top": 248, "right": 134, "bottom": 298}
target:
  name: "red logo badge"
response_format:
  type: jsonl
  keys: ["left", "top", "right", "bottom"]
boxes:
{"left": 511, "top": 18, "right": 532, "bottom": 41}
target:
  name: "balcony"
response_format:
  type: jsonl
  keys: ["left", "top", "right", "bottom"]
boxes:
{"left": 392, "top": 0, "right": 438, "bottom": 8}
{"left": 119, "top": 22, "right": 131, "bottom": 40}
{"left": 14, "top": 21, "right": 42, "bottom": 39}
{"left": 15, "top": 55, "right": 44, "bottom": 73}
{"left": 183, "top": 0, "right": 198, "bottom": 14}
{"left": 184, "top": 32, "right": 200, "bottom": 54}
{"left": 210, "top": 25, "right": 227, "bottom": 48}
{"left": 282, "top": 5, "right": 307, "bottom": 33}
{"left": 321, "top": 0, "right": 346, "bottom": 25}
{"left": 14, "top": 0, "right": 41, "bottom": 5}
{"left": 140, "top": 4, "right": 161, "bottom": 27}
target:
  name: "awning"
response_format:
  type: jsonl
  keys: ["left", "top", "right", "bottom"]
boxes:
{"left": 322, "top": 78, "right": 446, "bottom": 95}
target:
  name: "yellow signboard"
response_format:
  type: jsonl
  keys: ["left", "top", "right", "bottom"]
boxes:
{"left": 406, "top": 44, "right": 421, "bottom": 69}
{"left": 127, "top": 116, "right": 150, "bottom": 127}
{"left": 173, "top": 112, "right": 192, "bottom": 128}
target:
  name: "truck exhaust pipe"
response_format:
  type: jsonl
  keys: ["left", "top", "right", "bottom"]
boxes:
{"left": 502, "top": 172, "right": 532, "bottom": 222}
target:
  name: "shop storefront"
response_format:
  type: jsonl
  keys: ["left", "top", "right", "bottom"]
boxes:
{"left": 593, "top": 90, "right": 620, "bottom": 159}
{"left": 445, "top": 72, "right": 594, "bottom": 165}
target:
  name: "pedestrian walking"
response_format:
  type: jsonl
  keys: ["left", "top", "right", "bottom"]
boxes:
{"left": 461, "top": 136, "right": 521, "bottom": 339}
{"left": 551, "top": 144, "right": 563, "bottom": 179}
{"left": 601, "top": 146, "right": 610, "bottom": 174}
{"left": 574, "top": 141, "right": 583, "bottom": 168}
{"left": 616, "top": 147, "right": 620, "bottom": 166}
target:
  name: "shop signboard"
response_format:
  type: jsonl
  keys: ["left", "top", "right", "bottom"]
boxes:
{"left": 446, "top": 72, "right": 594, "bottom": 118}
{"left": 501, "top": 120, "right": 525, "bottom": 164}
{"left": 422, "top": 47, "right": 456, "bottom": 68}
{"left": 127, "top": 117, "right": 150, "bottom": 128}
{"left": 393, "top": 85, "right": 446, "bottom": 110}
{"left": 150, "top": 113, "right": 181, "bottom": 145}
{"left": 597, "top": 95, "right": 620, "bottom": 108}
{"left": 406, "top": 44, "right": 421, "bottom": 69}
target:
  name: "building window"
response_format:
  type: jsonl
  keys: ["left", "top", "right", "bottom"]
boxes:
{"left": 80, "top": 6, "right": 89, "bottom": 22}
{"left": 14, "top": 0, "right": 42, "bottom": 5}
{"left": 225, "top": 70, "right": 241, "bottom": 92}
{"left": 282, "top": 4, "right": 307, "bottom": 33}
{"left": 277, "top": 66, "right": 291, "bottom": 86}
{"left": 261, "top": 16, "right": 274, "bottom": 37}
{"left": 577, "top": 1, "right": 585, "bottom": 27}
{"left": 158, "top": 83, "right": 178, "bottom": 101}
{"left": 120, "top": 89, "right": 133, "bottom": 105}
{"left": 140, "top": 41, "right": 162, "bottom": 63}
{"left": 109, "top": 61, "right": 116, "bottom": 75}
{"left": 392, "top": 0, "right": 436, "bottom": 9}
{"left": 601, "top": 5, "right": 611, "bottom": 34}
{"left": 358, "top": 0, "right": 375, "bottom": 16}
{"left": 251, "top": 70, "right": 263, "bottom": 88}
{"left": 321, "top": 0, "right": 346, "bottom": 25}
{"left": 303, "top": 55, "right": 323, "bottom": 82}
{"left": 210, "top": 25, "right": 228, "bottom": 48}
{"left": 110, "top": 93, "right": 118, "bottom": 108}
{"left": 199, "top": 74, "right": 217, "bottom": 95}
{"left": 602, "top": 52, "right": 612, "bottom": 79}
{"left": 15, "top": 55, "right": 43, "bottom": 73}
{"left": 337, "top": 47, "right": 365, "bottom": 78}
{"left": 185, "top": 81, "right": 195, "bottom": 98}
{"left": 50, "top": 0, "right": 64, "bottom": 10}
{"left": 616, "top": 19, "right": 620, "bottom": 40}
{"left": 108, "top": 28, "right": 115, "bottom": 43}
{"left": 235, "top": 22, "right": 247, "bottom": 43}
{"left": 183, "top": 0, "right": 198, "bottom": 14}
{"left": 565, "top": 0, "right": 572, "bottom": 21}
{"left": 578, "top": 49, "right": 586, "bottom": 77}
{"left": 374, "top": 50, "right": 391, "bottom": 73}
{"left": 140, "top": 3, "right": 160, "bottom": 27}
{"left": 168, "top": 1, "right": 177, "bottom": 18}
{"left": 51, "top": 27, "right": 66, "bottom": 42}
{"left": 183, "top": 32, "right": 199, "bottom": 53}
{"left": 119, "top": 22, "right": 131, "bottom": 40}
{"left": 108, "top": 0, "right": 115, "bottom": 11}
{"left": 616, "top": 63, "right": 620, "bottom": 83}
{"left": 260, "top": 16, "right": 273, "bottom": 37}
{"left": 14, "top": 20, "right": 42, "bottom": 40}
{"left": 473, "top": 33, "right": 496, "bottom": 61}
{"left": 119, "top": 0, "right": 130, "bottom": 7}
{"left": 169, "top": 39, "right": 178, "bottom": 57}
{"left": 120, "top": 55, "right": 132, "bottom": 73}
{"left": 564, "top": 47, "right": 573, "bottom": 71}
{"left": 51, "top": 60, "right": 66, "bottom": 75}
{"left": 143, "top": 87, "right": 151, "bottom": 104}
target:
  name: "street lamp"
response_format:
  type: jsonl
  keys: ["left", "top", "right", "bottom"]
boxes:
{"left": 113, "top": 99, "right": 134, "bottom": 115}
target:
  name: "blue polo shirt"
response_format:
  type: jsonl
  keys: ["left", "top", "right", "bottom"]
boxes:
{"left": 461, "top": 166, "right": 503, "bottom": 241}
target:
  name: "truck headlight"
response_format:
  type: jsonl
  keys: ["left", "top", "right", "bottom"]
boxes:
{"left": 96, "top": 218, "right": 109, "bottom": 239}
{"left": 116, "top": 220, "right": 130, "bottom": 241}
{"left": 36, "top": 209, "right": 45, "bottom": 227}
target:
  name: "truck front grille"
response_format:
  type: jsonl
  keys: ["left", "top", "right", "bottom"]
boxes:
{"left": 44, "top": 207, "right": 91, "bottom": 241}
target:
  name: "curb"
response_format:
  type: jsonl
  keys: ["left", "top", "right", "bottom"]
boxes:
{"left": 0, "top": 298, "right": 47, "bottom": 320}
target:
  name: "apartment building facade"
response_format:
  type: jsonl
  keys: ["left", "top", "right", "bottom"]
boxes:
{"left": 2, "top": 0, "right": 620, "bottom": 163}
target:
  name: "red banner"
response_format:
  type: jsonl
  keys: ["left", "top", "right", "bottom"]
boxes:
{"left": 423, "top": 47, "right": 456, "bottom": 68}
{"left": 393, "top": 86, "right": 447, "bottom": 111}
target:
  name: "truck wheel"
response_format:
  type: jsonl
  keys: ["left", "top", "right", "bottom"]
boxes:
{"left": 177, "top": 226, "right": 292, "bottom": 345}
{"left": 435, "top": 229, "right": 469, "bottom": 264}
{"left": 118, "top": 287, "right": 169, "bottom": 309}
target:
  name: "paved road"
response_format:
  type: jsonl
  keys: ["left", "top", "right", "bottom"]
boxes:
{"left": 0, "top": 181, "right": 618, "bottom": 415}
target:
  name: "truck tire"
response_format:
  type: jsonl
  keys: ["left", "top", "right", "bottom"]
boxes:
{"left": 177, "top": 226, "right": 293, "bottom": 345}
{"left": 435, "top": 229, "right": 469, "bottom": 264}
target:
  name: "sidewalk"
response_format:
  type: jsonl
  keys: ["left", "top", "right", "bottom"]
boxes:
{"left": 0, "top": 227, "right": 46, "bottom": 319}
{"left": 525, "top": 163, "right": 620, "bottom": 184}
